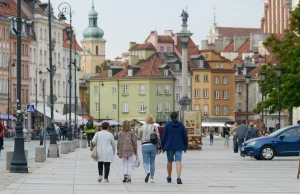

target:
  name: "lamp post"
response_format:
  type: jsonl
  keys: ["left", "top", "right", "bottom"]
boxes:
{"left": 58, "top": 2, "right": 74, "bottom": 141}
{"left": 260, "top": 71, "right": 266, "bottom": 127}
{"left": 10, "top": 0, "right": 28, "bottom": 173}
{"left": 276, "top": 66, "right": 282, "bottom": 129}
{"left": 245, "top": 75, "right": 251, "bottom": 124}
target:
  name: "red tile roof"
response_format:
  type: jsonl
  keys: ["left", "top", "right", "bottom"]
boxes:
{"left": 122, "top": 52, "right": 129, "bottom": 57}
{"left": 217, "top": 27, "right": 261, "bottom": 37}
{"left": 0, "top": 0, "right": 28, "bottom": 19}
{"left": 129, "top": 43, "right": 156, "bottom": 51}
{"left": 63, "top": 23, "right": 82, "bottom": 51}
{"left": 237, "top": 40, "right": 250, "bottom": 54}
{"left": 175, "top": 37, "right": 200, "bottom": 68}
{"left": 158, "top": 35, "right": 174, "bottom": 43}
{"left": 222, "top": 41, "right": 234, "bottom": 52}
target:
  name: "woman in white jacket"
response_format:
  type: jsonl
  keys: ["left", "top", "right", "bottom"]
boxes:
{"left": 92, "top": 122, "right": 115, "bottom": 183}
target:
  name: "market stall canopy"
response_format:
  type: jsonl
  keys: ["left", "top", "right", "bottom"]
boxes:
{"left": 63, "top": 113, "right": 84, "bottom": 121}
{"left": 100, "top": 120, "right": 122, "bottom": 126}
{"left": 72, "top": 119, "right": 101, "bottom": 126}
{"left": 202, "top": 118, "right": 234, "bottom": 127}
{"left": 0, "top": 114, "right": 16, "bottom": 121}
{"left": 36, "top": 106, "right": 66, "bottom": 122}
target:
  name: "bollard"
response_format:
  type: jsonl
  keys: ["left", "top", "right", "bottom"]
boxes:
{"left": 74, "top": 139, "right": 80, "bottom": 148}
{"left": 81, "top": 139, "right": 87, "bottom": 148}
{"left": 6, "top": 150, "right": 28, "bottom": 170}
{"left": 35, "top": 147, "right": 46, "bottom": 162}
{"left": 60, "top": 142, "right": 69, "bottom": 154}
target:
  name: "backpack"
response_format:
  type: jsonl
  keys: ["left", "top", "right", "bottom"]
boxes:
{"left": 86, "top": 120, "right": 94, "bottom": 129}
{"left": 150, "top": 126, "right": 158, "bottom": 144}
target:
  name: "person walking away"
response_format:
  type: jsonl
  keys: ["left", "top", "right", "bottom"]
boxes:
{"left": 209, "top": 127, "right": 214, "bottom": 145}
{"left": 117, "top": 120, "right": 138, "bottom": 183}
{"left": 0, "top": 119, "right": 7, "bottom": 150}
{"left": 158, "top": 122, "right": 164, "bottom": 138}
{"left": 161, "top": 112, "right": 188, "bottom": 185}
{"left": 223, "top": 123, "right": 230, "bottom": 147}
{"left": 137, "top": 114, "right": 162, "bottom": 183}
{"left": 92, "top": 122, "right": 115, "bottom": 183}
{"left": 232, "top": 123, "right": 238, "bottom": 153}
{"left": 85, "top": 119, "right": 97, "bottom": 150}
{"left": 55, "top": 124, "right": 61, "bottom": 141}
{"left": 236, "top": 120, "right": 248, "bottom": 152}
{"left": 39, "top": 122, "right": 44, "bottom": 146}
{"left": 244, "top": 122, "right": 259, "bottom": 141}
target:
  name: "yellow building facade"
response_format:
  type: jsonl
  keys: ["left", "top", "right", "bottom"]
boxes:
{"left": 192, "top": 50, "right": 235, "bottom": 121}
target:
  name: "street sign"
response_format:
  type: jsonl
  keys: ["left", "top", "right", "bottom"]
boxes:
{"left": 26, "top": 104, "right": 35, "bottom": 112}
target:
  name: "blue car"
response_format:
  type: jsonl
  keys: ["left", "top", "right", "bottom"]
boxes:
{"left": 241, "top": 125, "right": 300, "bottom": 160}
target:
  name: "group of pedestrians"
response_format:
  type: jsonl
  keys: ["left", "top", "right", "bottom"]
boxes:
{"left": 234, "top": 120, "right": 259, "bottom": 153}
{"left": 91, "top": 112, "right": 188, "bottom": 184}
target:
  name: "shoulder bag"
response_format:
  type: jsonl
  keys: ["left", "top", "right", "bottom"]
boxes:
{"left": 150, "top": 125, "right": 158, "bottom": 145}
{"left": 91, "top": 132, "right": 98, "bottom": 160}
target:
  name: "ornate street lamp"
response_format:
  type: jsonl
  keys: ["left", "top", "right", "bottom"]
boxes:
{"left": 58, "top": 2, "right": 74, "bottom": 141}
{"left": 260, "top": 71, "right": 266, "bottom": 127}
{"left": 276, "top": 66, "right": 282, "bottom": 129}
{"left": 10, "top": 0, "right": 28, "bottom": 173}
{"left": 245, "top": 75, "right": 251, "bottom": 124}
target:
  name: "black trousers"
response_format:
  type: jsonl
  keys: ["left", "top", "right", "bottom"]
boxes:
{"left": 98, "top": 162, "right": 111, "bottom": 179}
{"left": 87, "top": 133, "right": 95, "bottom": 146}
{"left": 0, "top": 137, "right": 3, "bottom": 149}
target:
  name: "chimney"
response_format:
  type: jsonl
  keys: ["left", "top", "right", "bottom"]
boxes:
{"left": 129, "top": 42, "right": 137, "bottom": 49}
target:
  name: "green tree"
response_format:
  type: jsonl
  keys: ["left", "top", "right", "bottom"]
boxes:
{"left": 100, "top": 60, "right": 111, "bottom": 73}
{"left": 254, "top": 5, "right": 300, "bottom": 125}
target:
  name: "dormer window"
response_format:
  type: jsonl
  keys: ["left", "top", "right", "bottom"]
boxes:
{"left": 128, "top": 69, "right": 133, "bottom": 76}
{"left": 164, "top": 69, "right": 169, "bottom": 76}
{"left": 198, "top": 60, "right": 203, "bottom": 68}
{"left": 108, "top": 70, "right": 112, "bottom": 77}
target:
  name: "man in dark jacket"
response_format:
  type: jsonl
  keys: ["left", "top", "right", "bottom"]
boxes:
{"left": 162, "top": 112, "right": 188, "bottom": 185}
{"left": 236, "top": 120, "right": 248, "bottom": 152}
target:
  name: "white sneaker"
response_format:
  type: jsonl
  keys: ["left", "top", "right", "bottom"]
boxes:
{"left": 150, "top": 178, "right": 154, "bottom": 183}
{"left": 98, "top": 175, "right": 102, "bottom": 182}
{"left": 104, "top": 179, "right": 109, "bottom": 183}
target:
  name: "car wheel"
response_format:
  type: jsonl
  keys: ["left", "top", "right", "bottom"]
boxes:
{"left": 260, "top": 146, "right": 275, "bottom": 160}
{"left": 254, "top": 156, "right": 262, "bottom": 160}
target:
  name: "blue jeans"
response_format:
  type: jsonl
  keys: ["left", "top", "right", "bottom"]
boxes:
{"left": 39, "top": 135, "right": 44, "bottom": 146}
{"left": 142, "top": 144, "right": 157, "bottom": 177}
{"left": 238, "top": 139, "right": 244, "bottom": 151}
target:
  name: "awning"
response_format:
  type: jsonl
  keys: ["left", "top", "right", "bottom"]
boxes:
{"left": 36, "top": 106, "right": 66, "bottom": 122}
{"left": 202, "top": 122, "right": 233, "bottom": 127}
{"left": 201, "top": 117, "right": 235, "bottom": 127}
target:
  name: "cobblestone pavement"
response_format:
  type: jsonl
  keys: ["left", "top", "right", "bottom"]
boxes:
{"left": 0, "top": 138, "right": 299, "bottom": 194}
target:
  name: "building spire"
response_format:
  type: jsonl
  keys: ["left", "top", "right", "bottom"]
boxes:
{"left": 92, "top": 0, "right": 94, "bottom": 9}
{"left": 213, "top": 5, "right": 216, "bottom": 24}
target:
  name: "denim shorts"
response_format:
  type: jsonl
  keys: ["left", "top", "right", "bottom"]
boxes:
{"left": 166, "top": 150, "right": 182, "bottom": 162}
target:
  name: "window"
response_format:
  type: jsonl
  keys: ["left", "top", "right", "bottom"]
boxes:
{"left": 215, "top": 76, "right": 220, "bottom": 84}
{"left": 13, "top": 42, "right": 16, "bottom": 53}
{"left": 123, "top": 85, "right": 128, "bottom": 95}
{"left": 96, "top": 66, "right": 100, "bottom": 73}
{"left": 140, "top": 102, "right": 145, "bottom": 112}
{"left": 175, "top": 93, "right": 181, "bottom": 101}
{"left": 167, "top": 47, "right": 171, "bottom": 53}
{"left": 205, "top": 54, "right": 209, "bottom": 59}
{"left": 160, "top": 46, "right": 164, "bottom": 53}
{"left": 223, "top": 90, "right": 228, "bottom": 99}
{"left": 94, "top": 86, "right": 99, "bottom": 95}
{"left": 165, "top": 85, "right": 170, "bottom": 94}
{"left": 238, "top": 103, "right": 242, "bottom": 111}
{"left": 53, "top": 81, "right": 56, "bottom": 95}
{"left": 281, "top": 127, "right": 300, "bottom": 137}
{"left": 112, "top": 104, "right": 117, "bottom": 112}
{"left": 96, "top": 46, "right": 99, "bottom": 55}
{"left": 175, "top": 64, "right": 180, "bottom": 71}
{"left": 203, "top": 89, "right": 209, "bottom": 98}
{"left": 188, "top": 78, "right": 190, "bottom": 86}
{"left": 63, "top": 82, "right": 65, "bottom": 96}
{"left": 238, "top": 84, "right": 242, "bottom": 93}
{"left": 39, "top": 28, "right": 42, "bottom": 39}
{"left": 25, "top": 45, "right": 28, "bottom": 55}
{"left": 214, "top": 90, "right": 220, "bottom": 99}
{"left": 165, "top": 102, "right": 170, "bottom": 112}
{"left": 204, "top": 74, "right": 209, "bottom": 82}
{"left": 223, "top": 105, "right": 228, "bottom": 115}
{"left": 164, "top": 69, "right": 169, "bottom": 76}
{"left": 214, "top": 105, "right": 220, "bottom": 115}
{"left": 194, "top": 104, "right": 200, "bottom": 110}
{"left": 128, "top": 69, "right": 132, "bottom": 76}
{"left": 139, "top": 84, "right": 145, "bottom": 94}
{"left": 195, "top": 75, "right": 200, "bottom": 82}
{"left": 44, "top": 51, "right": 47, "bottom": 66}
{"left": 58, "top": 81, "right": 60, "bottom": 96}
{"left": 123, "top": 102, "right": 128, "bottom": 112}
{"left": 194, "top": 89, "right": 200, "bottom": 98}
{"left": 95, "top": 103, "right": 99, "bottom": 112}
{"left": 112, "top": 87, "right": 117, "bottom": 94}
{"left": 175, "top": 78, "right": 181, "bottom": 86}
{"left": 108, "top": 70, "right": 112, "bottom": 77}
{"left": 223, "top": 76, "right": 228, "bottom": 84}
{"left": 156, "top": 85, "right": 162, "bottom": 94}
{"left": 63, "top": 57, "right": 65, "bottom": 69}
{"left": 5, "top": 29, "right": 8, "bottom": 40}
{"left": 216, "top": 64, "right": 219, "bottom": 68}
{"left": 156, "top": 102, "right": 162, "bottom": 112}
{"left": 220, "top": 64, "right": 224, "bottom": 68}
{"left": 204, "top": 104, "right": 209, "bottom": 114}
{"left": 198, "top": 60, "right": 204, "bottom": 68}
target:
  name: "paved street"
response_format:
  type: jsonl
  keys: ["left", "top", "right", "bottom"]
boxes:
{"left": 0, "top": 137, "right": 299, "bottom": 194}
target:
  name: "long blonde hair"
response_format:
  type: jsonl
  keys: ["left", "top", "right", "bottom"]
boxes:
{"left": 145, "top": 114, "right": 155, "bottom": 124}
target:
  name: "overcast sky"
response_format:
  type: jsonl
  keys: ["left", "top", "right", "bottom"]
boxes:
{"left": 49, "top": 0, "right": 263, "bottom": 60}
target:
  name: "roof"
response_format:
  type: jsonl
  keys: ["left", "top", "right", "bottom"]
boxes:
{"left": 237, "top": 40, "right": 251, "bottom": 54}
{"left": 175, "top": 37, "right": 200, "bottom": 69}
{"left": 63, "top": 23, "right": 83, "bottom": 51}
{"left": 222, "top": 41, "right": 234, "bottom": 52}
{"left": 122, "top": 52, "right": 129, "bottom": 57}
{"left": 129, "top": 43, "right": 156, "bottom": 51}
{"left": 91, "top": 53, "right": 174, "bottom": 80}
{"left": 217, "top": 27, "right": 261, "bottom": 37}
{"left": 0, "top": 0, "right": 28, "bottom": 19}
{"left": 158, "top": 35, "right": 174, "bottom": 43}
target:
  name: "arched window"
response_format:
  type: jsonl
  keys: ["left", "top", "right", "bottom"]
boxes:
{"left": 95, "top": 66, "right": 100, "bottom": 73}
{"left": 96, "top": 46, "right": 99, "bottom": 55}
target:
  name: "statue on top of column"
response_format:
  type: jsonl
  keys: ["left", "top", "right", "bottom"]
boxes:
{"left": 181, "top": 9, "right": 189, "bottom": 25}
